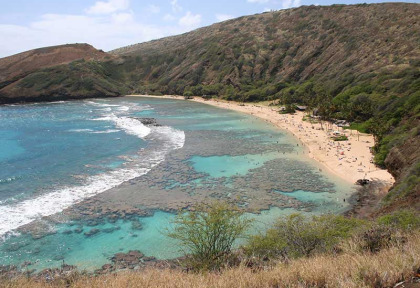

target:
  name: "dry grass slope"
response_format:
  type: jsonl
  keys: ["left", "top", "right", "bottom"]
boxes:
{"left": 2, "top": 232, "right": 419, "bottom": 288}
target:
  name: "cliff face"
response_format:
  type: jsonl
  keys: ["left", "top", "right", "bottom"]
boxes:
{"left": 381, "top": 118, "right": 420, "bottom": 214}
{"left": 0, "top": 44, "right": 124, "bottom": 104}
{"left": 386, "top": 133, "right": 420, "bottom": 180}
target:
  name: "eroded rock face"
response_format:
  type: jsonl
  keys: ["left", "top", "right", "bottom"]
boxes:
{"left": 385, "top": 133, "right": 420, "bottom": 180}
{"left": 380, "top": 119, "right": 420, "bottom": 214}
{"left": 95, "top": 250, "right": 169, "bottom": 274}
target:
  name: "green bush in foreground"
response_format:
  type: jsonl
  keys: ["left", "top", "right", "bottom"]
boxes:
{"left": 167, "top": 204, "right": 420, "bottom": 270}
{"left": 167, "top": 201, "right": 253, "bottom": 271}
{"left": 377, "top": 209, "right": 420, "bottom": 230}
{"left": 245, "top": 214, "right": 365, "bottom": 260}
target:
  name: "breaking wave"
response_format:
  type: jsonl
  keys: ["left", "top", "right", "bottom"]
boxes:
{"left": 0, "top": 101, "right": 185, "bottom": 238}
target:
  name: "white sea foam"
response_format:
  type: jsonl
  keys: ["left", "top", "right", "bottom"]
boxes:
{"left": 68, "top": 129, "right": 94, "bottom": 133}
{"left": 98, "top": 107, "right": 112, "bottom": 112}
{"left": 0, "top": 123, "right": 185, "bottom": 238}
{"left": 0, "top": 176, "right": 17, "bottom": 184}
{"left": 85, "top": 101, "right": 120, "bottom": 108}
{"left": 91, "top": 114, "right": 151, "bottom": 138}
{"left": 112, "top": 116, "right": 151, "bottom": 138}
{"left": 115, "top": 106, "right": 130, "bottom": 112}
{"left": 90, "top": 129, "right": 120, "bottom": 134}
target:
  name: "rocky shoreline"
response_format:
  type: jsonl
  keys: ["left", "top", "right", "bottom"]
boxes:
{"left": 0, "top": 249, "right": 184, "bottom": 281}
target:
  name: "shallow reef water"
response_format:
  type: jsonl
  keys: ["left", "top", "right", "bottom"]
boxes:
{"left": 0, "top": 97, "right": 355, "bottom": 271}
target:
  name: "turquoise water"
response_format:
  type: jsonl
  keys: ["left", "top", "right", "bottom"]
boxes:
{"left": 0, "top": 97, "right": 355, "bottom": 271}
{"left": 190, "top": 153, "right": 279, "bottom": 178}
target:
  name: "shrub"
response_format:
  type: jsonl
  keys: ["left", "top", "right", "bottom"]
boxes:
{"left": 354, "top": 225, "right": 406, "bottom": 253}
{"left": 245, "top": 214, "right": 364, "bottom": 260}
{"left": 167, "top": 201, "right": 253, "bottom": 271}
{"left": 331, "top": 135, "right": 348, "bottom": 141}
{"left": 183, "top": 90, "right": 194, "bottom": 99}
{"left": 377, "top": 210, "right": 420, "bottom": 231}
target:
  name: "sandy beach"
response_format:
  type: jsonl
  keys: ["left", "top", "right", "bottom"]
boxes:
{"left": 127, "top": 95, "right": 394, "bottom": 187}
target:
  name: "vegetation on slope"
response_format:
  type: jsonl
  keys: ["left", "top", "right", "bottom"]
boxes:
{"left": 2, "top": 204, "right": 419, "bottom": 288}
{"left": 0, "top": 44, "right": 124, "bottom": 103}
{"left": 0, "top": 59, "right": 126, "bottom": 103}
{"left": 3, "top": 235, "right": 420, "bottom": 287}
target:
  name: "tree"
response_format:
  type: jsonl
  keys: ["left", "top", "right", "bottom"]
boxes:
{"left": 167, "top": 201, "right": 253, "bottom": 271}
{"left": 183, "top": 90, "right": 194, "bottom": 99}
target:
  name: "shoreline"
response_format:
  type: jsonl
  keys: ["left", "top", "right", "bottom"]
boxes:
{"left": 126, "top": 94, "right": 394, "bottom": 187}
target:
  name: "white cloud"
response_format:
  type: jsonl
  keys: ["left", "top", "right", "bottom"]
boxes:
{"left": 215, "top": 14, "right": 234, "bottom": 22}
{"left": 170, "top": 0, "right": 183, "bottom": 13}
{"left": 179, "top": 11, "right": 202, "bottom": 28}
{"left": 247, "top": 0, "right": 269, "bottom": 3}
{"left": 111, "top": 12, "right": 134, "bottom": 24}
{"left": 0, "top": 11, "right": 193, "bottom": 57}
{"left": 281, "top": 0, "right": 301, "bottom": 9}
{"left": 163, "top": 14, "right": 176, "bottom": 22}
{"left": 86, "top": 0, "right": 130, "bottom": 15}
{"left": 248, "top": 0, "right": 301, "bottom": 9}
{"left": 0, "top": 1, "right": 220, "bottom": 57}
{"left": 146, "top": 4, "right": 161, "bottom": 14}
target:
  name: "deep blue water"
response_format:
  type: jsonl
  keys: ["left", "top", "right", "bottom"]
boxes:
{"left": 0, "top": 101, "right": 147, "bottom": 204}
{"left": 0, "top": 97, "right": 354, "bottom": 271}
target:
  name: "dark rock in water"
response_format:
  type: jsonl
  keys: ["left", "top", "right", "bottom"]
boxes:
{"left": 52, "top": 255, "right": 65, "bottom": 261}
{"left": 103, "top": 226, "right": 120, "bottom": 233}
{"left": 31, "top": 230, "right": 57, "bottom": 240}
{"left": 84, "top": 228, "right": 100, "bottom": 237}
{"left": 96, "top": 263, "right": 115, "bottom": 274}
{"left": 4, "top": 241, "right": 30, "bottom": 252}
{"left": 142, "top": 256, "right": 156, "bottom": 262}
{"left": 62, "top": 230, "right": 73, "bottom": 235}
{"left": 32, "top": 247, "right": 41, "bottom": 255}
{"left": 74, "top": 227, "right": 83, "bottom": 234}
{"left": 86, "top": 220, "right": 99, "bottom": 227}
{"left": 131, "top": 219, "right": 143, "bottom": 230}
{"left": 356, "top": 179, "right": 370, "bottom": 186}
{"left": 108, "top": 217, "right": 117, "bottom": 223}
{"left": 131, "top": 117, "right": 161, "bottom": 127}
{"left": 111, "top": 250, "right": 144, "bottom": 269}
{"left": 21, "top": 261, "right": 32, "bottom": 268}
{"left": 61, "top": 264, "right": 77, "bottom": 272}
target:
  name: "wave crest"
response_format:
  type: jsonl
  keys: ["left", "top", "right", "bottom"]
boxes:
{"left": 0, "top": 120, "right": 185, "bottom": 238}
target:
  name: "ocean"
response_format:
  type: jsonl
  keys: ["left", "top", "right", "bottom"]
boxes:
{"left": 0, "top": 97, "right": 355, "bottom": 271}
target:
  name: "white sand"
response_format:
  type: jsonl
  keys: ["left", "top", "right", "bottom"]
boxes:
{"left": 126, "top": 95, "right": 395, "bottom": 186}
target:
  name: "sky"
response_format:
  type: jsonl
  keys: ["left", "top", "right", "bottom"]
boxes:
{"left": 0, "top": 0, "right": 418, "bottom": 57}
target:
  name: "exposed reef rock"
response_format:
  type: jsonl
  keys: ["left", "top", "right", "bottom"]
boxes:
{"left": 132, "top": 117, "right": 162, "bottom": 126}
{"left": 95, "top": 250, "right": 179, "bottom": 274}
